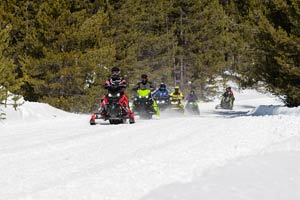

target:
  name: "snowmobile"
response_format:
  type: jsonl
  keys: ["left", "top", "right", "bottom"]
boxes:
{"left": 184, "top": 100, "right": 200, "bottom": 115}
{"left": 168, "top": 96, "right": 184, "bottom": 114}
{"left": 132, "top": 89, "right": 160, "bottom": 119}
{"left": 215, "top": 94, "right": 234, "bottom": 110}
{"left": 90, "top": 91, "right": 135, "bottom": 125}
{"left": 153, "top": 96, "right": 170, "bottom": 111}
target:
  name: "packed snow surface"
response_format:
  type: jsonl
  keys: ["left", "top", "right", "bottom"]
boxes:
{"left": 0, "top": 88, "right": 300, "bottom": 200}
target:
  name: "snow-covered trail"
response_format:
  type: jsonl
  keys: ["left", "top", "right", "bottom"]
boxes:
{"left": 0, "top": 90, "right": 299, "bottom": 200}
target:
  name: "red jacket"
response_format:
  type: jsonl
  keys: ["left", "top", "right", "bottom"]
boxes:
{"left": 223, "top": 90, "right": 234, "bottom": 98}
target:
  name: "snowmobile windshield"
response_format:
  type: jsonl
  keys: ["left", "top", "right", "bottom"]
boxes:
{"left": 137, "top": 89, "right": 151, "bottom": 97}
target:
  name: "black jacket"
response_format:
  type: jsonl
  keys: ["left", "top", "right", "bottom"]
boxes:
{"left": 133, "top": 80, "right": 155, "bottom": 91}
{"left": 104, "top": 76, "right": 127, "bottom": 94}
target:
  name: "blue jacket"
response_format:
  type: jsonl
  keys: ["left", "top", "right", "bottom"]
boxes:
{"left": 153, "top": 89, "right": 169, "bottom": 98}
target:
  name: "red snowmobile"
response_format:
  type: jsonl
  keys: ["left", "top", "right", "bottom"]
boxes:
{"left": 90, "top": 90, "right": 135, "bottom": 125}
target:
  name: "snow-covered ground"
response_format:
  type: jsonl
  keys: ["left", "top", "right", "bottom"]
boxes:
{"left": 0, "top": 88, "right": 300, "bottom": 200}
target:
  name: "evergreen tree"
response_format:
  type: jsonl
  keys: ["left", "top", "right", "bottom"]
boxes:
{"left": 166, "top": 0, "right": 230, "bottom": 97}
{"left": 0, "top": 24, "right": 21, "bottom": 109}
{"left": 109, "top": 0, "right": 231, "bottom": 97}
{"left": 237, "top": 0, "right": 300, "bottom": 107}
{"left": 106, "top": 0, "right": 175, "bottom": 95}
{"left": 12, "top": 0, "right": 114, "bottom": 112}
{"left": 3, "top": 0, "right": 298, "bottom": 111}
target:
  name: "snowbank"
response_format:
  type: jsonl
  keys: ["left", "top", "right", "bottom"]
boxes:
{"left": 249, "top": 105, "right": 300, "bottom": 116}
{"left": 0, "top": 101, "right": 73, "bottom": 125}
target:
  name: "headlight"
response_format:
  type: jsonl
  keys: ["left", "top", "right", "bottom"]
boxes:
{"left": 145, "top": 95, "right": 149, "bottom": 98}
{"left": 161, "top": 100, "right": 165, "bottom": 103}
{"left": 139, "top": 96, "right": 142, "bottom": 98}
{"left": 108, "top": 93, "right": 112, "bottom": 97}
{"left": 117, "top": 93, "right": 120, "bottom": 97}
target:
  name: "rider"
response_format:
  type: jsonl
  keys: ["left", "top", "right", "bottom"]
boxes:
{"left": 221, "top": 86, "right": 235, "bottom": 107}
{"left": 186, "top": 90, "right": 198, "bottom": 102}
{"left": 169, "top": 86, "right": 184, "bottom": 100}
{"left": 98, "top": 66, "right": 134, "bottom": 119}
{"left": 153, "top": 83, "right": 169, "bottom": 98}
{"left": 133, "top": 74, "right": 155, "bottom": 91}
{"left": 223, "top": 87, "right": 235, "bottom": 100}
{"left": 132, "top": 74, "right": 159, "bottom": 115}
{"left": 185, "top": 90, "right": 200, "bottom": 114}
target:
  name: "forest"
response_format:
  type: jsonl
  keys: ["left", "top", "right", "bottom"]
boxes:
{"left": 0, "top": 0, "right": 299, "bottom": 112}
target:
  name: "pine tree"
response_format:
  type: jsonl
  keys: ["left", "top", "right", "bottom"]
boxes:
{"left": 0, "top": 24, "right": 21, "bottom": 109}
{"left": 4, "top": 0, "right": 291, "bottom": 111}
{"left": 164, "top": 0, "right": 230, "bottom": 97}
{"left": 106, "top": 0, "right": 175, "bottom": 95}
{"left": 237, "top": 0, "right": 300, "bottom": 106}
{"left": 16, "top": 0, "right": 115, "bottom": 112}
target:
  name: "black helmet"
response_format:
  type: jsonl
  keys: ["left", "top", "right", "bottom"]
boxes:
{"left": 190, "top": 90, "right": 195, "bottom": 94}
{"left": 111, "top": 66, "right": 120, "bottom": 80}
{"left": 160, "top": 83, "right": 166, "bottom": 89}
{"left": 141, "top": 74, "right": 148, "bottom": 79}
{"left": 111, "top": 66, "right": 120, "bottom": 73}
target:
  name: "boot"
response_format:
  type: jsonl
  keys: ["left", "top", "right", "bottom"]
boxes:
{"left": 125, "top": 108, "right": 133, "bottom": 117}
{"left": 98, "top": 106, "right": 106, "bottom": 118}
{"left": 90, "top": 113, "right": 96, "bottom": 125}
{"left": 128, "top": 111, "right": 135, "bottom": 123}
{"left": 124, "top": 106, "right": 135, "bottom": 122}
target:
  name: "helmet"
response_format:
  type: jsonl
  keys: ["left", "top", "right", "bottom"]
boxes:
{"left": 111, "top": 66, "right": 120, "bottom": 79}
{"left": 111, "top": 66, "right": 120, "bottom": 73}
{"left": 174, "top": 86, "right": 180, "bottom": 93}
{"left": 190, "top": 90, "right": 195, "bottom": 94}
{"left": 111, "top": 66, "right": 120, "bottom": 74}
{"left": 160, "top": 83, "right": 166, "bottom": 89}
{"left": 141, "top": 74, "right": 148, "bottom": 79}
{"left": 226, "top": 87, "right": 231, "bottom": 91}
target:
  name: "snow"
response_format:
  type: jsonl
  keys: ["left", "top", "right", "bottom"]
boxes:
{"left": 0, "top": 88, "right": 300, "bottom": 200}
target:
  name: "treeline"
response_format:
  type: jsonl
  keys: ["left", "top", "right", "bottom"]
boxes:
{"left": 0, "top": 0, "right": 299, "bottom": 112}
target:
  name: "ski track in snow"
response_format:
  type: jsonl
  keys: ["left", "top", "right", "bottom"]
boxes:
{"left": 0, "top": 90, "right": 300, "bottom": 200}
